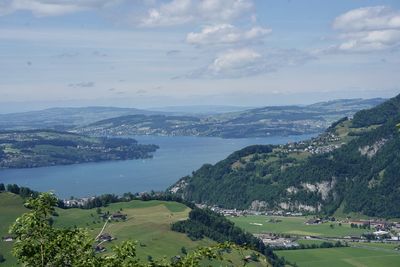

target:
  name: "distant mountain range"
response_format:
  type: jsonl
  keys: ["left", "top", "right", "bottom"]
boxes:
{"left": 147, "top": 105, "right": 253, "bottom": 114}
{"left": 76, "top": 98, "right": 385, "bottom": 138}
{"left": 0, "top": 107, "right": 165, "bottom": 131}
{"left": 170, "top": 94, "right": 400, "bottom": 218}
{"left": 0, "top": 98, "right": 385, "bottom": 138}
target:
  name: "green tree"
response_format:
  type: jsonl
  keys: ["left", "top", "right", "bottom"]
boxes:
{"left": 10, "top": 193, "right": 96, "bottom": 267}
{"left": 181, "top": 246, "right": 187, "bottom": 255}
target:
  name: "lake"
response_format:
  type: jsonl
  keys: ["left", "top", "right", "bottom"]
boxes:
{"left": 0, "top": 135, "right": 315, "bottom": 198}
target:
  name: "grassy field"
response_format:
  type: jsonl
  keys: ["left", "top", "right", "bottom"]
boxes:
{"left": 276, "top": 247, "right": 400, "bottom": 267}
{"left": 0, "top": 193, "right": 269, "bottom": 267}
{"left": 0, "top": 193, "right": 28, "bottom": 266}
{"left": 230, "top": 215, "right": 367, "bottom": 237}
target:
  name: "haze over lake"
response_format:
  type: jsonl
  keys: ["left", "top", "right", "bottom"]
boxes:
{"left": 0, "top": 135, "right": 314, "bottom": 198}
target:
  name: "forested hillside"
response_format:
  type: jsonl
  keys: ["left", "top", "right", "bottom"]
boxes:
{"left": 171, "top": 94, "right": 400, "bottom": 217}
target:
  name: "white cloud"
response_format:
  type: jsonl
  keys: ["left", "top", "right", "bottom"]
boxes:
{"left": 186, "top": 48, "right": 314, "bottom": 79}
{"left": 333, "top": 6, "right": 400, "bottom": 31}
{"left": 208, "top": 48, "right": 261, "bottom": 72}
{"left": 186, "top": 24, "right": 271, "bottom": 45}
{"left": 329, "top": 6, "right": 400, "bottom": 52}
{"left": 0, "top": 0, "right": 120, "bottom": 17}
{"left": 140, "top": 0, "right": 254, "bottom": 27}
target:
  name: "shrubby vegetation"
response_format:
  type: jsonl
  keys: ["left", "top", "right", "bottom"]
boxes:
{"left": 273, "top": 241, "right": 348, "bottom": 251}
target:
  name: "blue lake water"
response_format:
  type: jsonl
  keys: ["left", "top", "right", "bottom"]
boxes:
{"left": 0, "top": 135, "right": 315, "bottom": 198}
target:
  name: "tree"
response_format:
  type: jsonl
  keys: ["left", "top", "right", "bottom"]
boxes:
{"left": 6, "top": 184, "right": 20, "bottom": 194}
{"left": 0, "top": 183, "right": 5, "bottom": 192}
{"left": 10, "top": 193, "right": 242, "bottom": 267}
{"left": 181, "top": 246, "right": 187, "bottom": 255}
{"left": 10, "top": 193, "right": 96, "bottom": 267}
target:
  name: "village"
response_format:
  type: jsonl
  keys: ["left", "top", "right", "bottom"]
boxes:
{"left": 199, "top": 204, "right": 400, "bottom": 249}
{"left": 279, "top": 132, "right": 344, "bottom": 155}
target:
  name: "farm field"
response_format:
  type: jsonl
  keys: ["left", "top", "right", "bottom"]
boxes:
{"left": 230, "top": 215, "right": 367, "bottom": 237}
{"left": 349, "top": 242, "right": 400, "bottom": 250}
{"left": 276, "top": 247, "right": 400, "bottom": 267}
{"left": 0, "top": 193, "right": 269, "bottom": 266}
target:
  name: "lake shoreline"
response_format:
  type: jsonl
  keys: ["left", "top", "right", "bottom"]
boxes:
{"left": 0, "top": 134, "right": 316, "bottom": 198}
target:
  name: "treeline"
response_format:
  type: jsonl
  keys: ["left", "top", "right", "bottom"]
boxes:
{"left": 273, "top": 241, "right": 348, "bottom": 251}
{"left": 171, "top": 208, "right": 286, "bottom": 267}
{"left": 63, "top": 191, "right": 195, "bottom": 210}
{"left": 0, "top": 183, "right": 39, "bottom": 198}
{"left": 1, "top": 184, "right": 194, "bottom": 212}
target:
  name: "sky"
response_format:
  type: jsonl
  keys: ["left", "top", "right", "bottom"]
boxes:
{"left": 0, "top": 0, "right": 400, "bottom": 112}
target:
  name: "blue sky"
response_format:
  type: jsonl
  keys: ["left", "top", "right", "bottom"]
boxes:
{"left": 0, "top": 0, "right": 400, "bottom": 112}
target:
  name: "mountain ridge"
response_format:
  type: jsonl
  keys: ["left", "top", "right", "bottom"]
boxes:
{"left": 76, "top": 98, "right": 385, "bottom": 138}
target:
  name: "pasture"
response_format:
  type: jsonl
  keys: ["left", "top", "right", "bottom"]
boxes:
{"left": 276, "top": 247, "right": 400, "bottom": 267}
{"left": 230, "top": 215, "right": 367, "bottom": 237}
{"left": 0, "top": 193, "right": 269, "bottom": 266}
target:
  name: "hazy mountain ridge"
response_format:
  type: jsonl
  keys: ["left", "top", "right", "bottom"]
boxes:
{"left": 0, "top": 99, "right": 384, "bottom": 138}
{"left": 171, "top": 95, "right": 400, "bottom": 217}
{"left": 0, "top": 107, "right": 167, "bottom": 131}
{"left": 76, "top": 98, "right": 385, "bottom": 138}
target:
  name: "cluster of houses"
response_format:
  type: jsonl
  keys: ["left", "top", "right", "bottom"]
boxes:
{"left": 94, "top": 233, "right": 117, "bottom": 253}
{"left": 99, "top": 211, "right": 128, "bottom": 221}
{"left": 254, "top": 233, "right": 299, "bottom": 248}
{"left": 280, "top": 133, "right": 343, "bottom": 155}
{"left": 347, "top": 219, "right": 400, "bottom": 240}
{"left": 63, "top": 197, "right": 95, "bottom": 207}
{"left": 347, "top": 219, "right": 399, "bottom": 230}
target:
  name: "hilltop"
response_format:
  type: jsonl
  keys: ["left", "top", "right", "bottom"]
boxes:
{"left": 171, "top": 94, "right": 400, "bottom": 217}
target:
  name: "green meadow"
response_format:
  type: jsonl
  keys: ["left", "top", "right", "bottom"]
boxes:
{"left": 0, "top": 193, "right": 28, "bottom": 266}
{"left": 276, "top": 247, "right": 400, "bottom": 267}
{"left": 230, "top": 215, "right": 367, "bottom": 237}
{"left": 0, "top": 193, "right": 269, "bottom": 267}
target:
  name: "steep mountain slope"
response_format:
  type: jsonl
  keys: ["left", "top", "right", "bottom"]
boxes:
{"left": 171, "top": 95, "right": 400, "bottom": 217}
{"left": 77, "top": 98, "right": 384, "bottom": 138}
